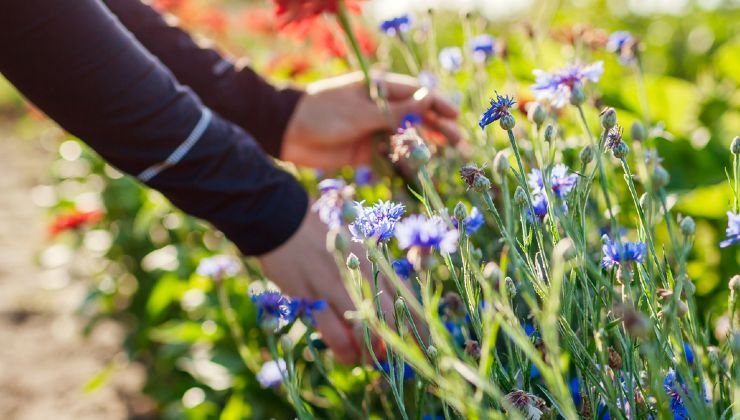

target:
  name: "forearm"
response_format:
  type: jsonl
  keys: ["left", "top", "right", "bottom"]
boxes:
{"left": 0, "top": 0, "right": 307, "bottom": 255}
{"left": 102, "top": 0, "right": 303, "bottom": 157}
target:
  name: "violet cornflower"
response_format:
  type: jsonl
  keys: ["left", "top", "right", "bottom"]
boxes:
{"left": 196, "top": 255, "right": 241, "bottom": 280}
{"left": 287, "top": 298, "right": 327, "bottom": 326}
{"left": 469, "top": 34, "right": 495, "bottom": 63}
{"left": 527, "top": 164, "right": 579, "bottom": 198}
{"left": 395, "top": 214, "right": 458, "bottom": 254}
{"left": 349, "top": 200, "right": 405, "bottom": 243}
{"left": 601, "top": 239, "right": 647, "bottom": 269}
{"left": 607, "top": 31, "right": 638, "bottom": 64}
{"left": 379, "top": 14, "right": 412, "bottom": 36}
{"left": 257, "top": 359, "right": 287, "bottom": 388}
{"left": 720, "top": 211, "right": 740, "bottom": 248}
{"left": 479, "top": 93, "right": 516, "bottom": 130}
{"left": 439, "top": 47, "right": 463, "bottom": 72}
{"left": 531, "top": 61, "right": 604, "bottom": 108}
{"left": 312, "top": 178, "right": 355, "bottom": 228}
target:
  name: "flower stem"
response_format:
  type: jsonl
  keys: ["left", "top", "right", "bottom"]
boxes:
{"left": 217, "top": 280, "right": 260, "bottom": 373}
{"left": 336, "top": 0, "right": 371, "bottom": 86}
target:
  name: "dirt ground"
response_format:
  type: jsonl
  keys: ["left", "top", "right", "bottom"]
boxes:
{"left": 0, "top": 130, "right": 153, "bottom": 419}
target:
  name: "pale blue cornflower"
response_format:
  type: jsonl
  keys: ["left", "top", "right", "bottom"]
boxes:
{"left": 395, "top": 214, "right": 458, "bottom": 254}
{"left": 418, "top": 70, "right": 438, "bottom": 89}
{"left": 469, "top": 34, "right": 495, "bottom": 63}
{"left": 312, "top": 178, "right": 355, "bottom": 228}
{"left": 720, "top": 211, "right": 740, "bottom": 248}
{"left": 531, "top": 61, "right": 604, "bottom": 108}
{"left": 349, "top": 200, "right": 405, "bottom": 243}
{"left": 439, "top": 47, "right": 463, "bottom": 72}
{"left": 601, "top": 239, "right": 647, "bottom": 269}
{"left": 379, "top": 14, "right": 412, "bottom": 36}
{"left": 607, "top": 31, "right": 637, "bottom": 64}
{"left": 196, "top": 255, "right": 241, "bottom": 280}
{"left": 479, "top": 93, "right": 516, "bottom": 130}
{"left": 527, "top": 164, "right": 579, "bottom": 198}
{"left": 257, "top": 359, "right": 287, "bottom": 388}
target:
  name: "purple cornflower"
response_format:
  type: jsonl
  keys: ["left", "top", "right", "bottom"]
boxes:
{"left": 354, "top": 165, "right": 373, "bottom": 186}
{"left": 601, "top": 239, "right": 647, "bottom": 269}
{"left": 720, "top": 211, "right": 740, "bottom": 248}
{"left": 287, "top": 298, "right": 327, "bottom": 326}
{"left": 312, "top": 178, "right": 355, "bottom": 228}
{"left": 479, "top": 93, "right": 516, "bottom": 130}
{"left": 469, "top": 34, "right": 495, "bottom": 63}
{"left": 439, "top": 47, "right": 463, "bottom": 72}
{"left": 453, "top": 206, "right": 485, "bottom": 235}
{"left": 257, "top": 359, "right": 287, "bottom": 388}
{"left": 527, "top": 164, "right": 579, "bottom": 198}
{"left": 395, "top": 214, "right": 459, "bottom": 254}
{"left": 379, "top": 14, "right": 412, "bottom": 36}
{"left": 251, "top": 290, "right": 292, "bottom": 324}
{"left": 196, "top": 255, "right": 241, "bottom": 279}
{"left": 349, "top": 200, "right": 405, "bottom": 243}
{"left": 607, "top": 31, "right": 638, "bottom": 64}
{"left": 531, "top": 61, "right": 604, "bottom": 108}
{"left": 392, "top": 258, "right": 414, "bottom": 279}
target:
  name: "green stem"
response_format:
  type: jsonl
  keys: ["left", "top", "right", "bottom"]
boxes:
{"left": 217, "top": 280, "right": 260, "bottom": 373}
{"left": 336, "top": 0, "right": 371, "bottom": 86}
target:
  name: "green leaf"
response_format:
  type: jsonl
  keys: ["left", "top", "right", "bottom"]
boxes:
{"left": 82, "top": 362, "right": 116, "bottom": 394}
{"left": 675, "top": 182, "right": 733, "bottom": 218}
{"left": 146, "top": 273, "right": 186, "bottom": 319}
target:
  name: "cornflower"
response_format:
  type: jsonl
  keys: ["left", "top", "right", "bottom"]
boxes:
{"left": 527, "top": 164, "right": 579, "bottom": 198}
{"left": 479, "top": 93, "right": 516, "bottom": 130}
{"left": 196, "top": 255, "right": 241, "bottom": 280}
{"left": 251, "top": 290, "right": 292, "bottom": 328}
{"left": 601, "top": 238, "right": 647, "bottom": 269}
{"left": 607, "top": 31, "right": 638, "bottom": 64}
{"left": 348, "top": 200, "right": 405, "bottom": 243}
{"left": 453, "top": 206, "right": 485, "bottom": 235}
{"left": 469, "top": 34, "right": 495, "bottom": 63}
{"left": 720, "top": 211, "right": 740, "bottom": 248}
{"left": 312, "top": 178, "right": 355, "bottom": 228}
{"left": 379, "top": 14, "right": 411, "bottom": 36}
{"left": 257, "top": 359, "right": 287, "bottom": 388}
{"left": 531, "top": 61, "right": 604, "bottom": 108}
{"left": 439, "top": 47, "right": 463, "bottom": 72}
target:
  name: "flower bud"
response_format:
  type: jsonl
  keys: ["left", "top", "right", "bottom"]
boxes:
{"left": 395, "top": 296, "right": 406, "bottom": 315}
{"left": 514, "top": 186, "right": 528, "bottom": 205}
{"left": 528, "top": 103, "right": 547, "bottom": 127}
{"left": 410, "top": 143, "right": 432, "bottom": 165}
{"left": 617, "top": 266, "right": 633, "bottom": 284}
{"left": 470, "top": 248, "right": 483, "bottom": 261}
{"left": 500, "top": 114, "right": 516, "bottom": 130}
{"left": 729, "top": 275, "right": 740, "bottom": 292}
{"left": 453, "top": 202, "right": 468, "bottom": 221}
{"left": 639, "top": 193, "right": 650, "bottom": 211}
{"left": 280, "top": 335, "right": 294, "bottom": 351}
{"left": 569, "top": 84, "right": 586, "bottom": 106}
{"left": 732, "top": 136, "right": 740, "bottom": 155}
{"left": 630, "top": 121, "right": 646, "bottom": 142}
{"left": 607, "top": 347, "right": 622, "bottom": 370}
{"left": 426, "top": 345, "right": 438, "bottom": 361}
{"left": 493, "top": 151, "right": 510, "bottom": 177}
{"left": 327, "top": 230, "right": 349, "bottom": 254}
{"left": 579, "top": 145, "right": 594, "bottom": 166}
{"left": 612, "top": 141, "right": 629, "bottom": 159}
{"left": 731, "top": 332, "right": 740, "bottom": 355}
{"left": 472, "top": 174, "right": 492, "bottom": 193}
{"left": 600, "top": 107, "right": 617, "bottom": 130}
{"left": 341, "top": 202, "right": 358, "bottom": 224}
{"left": 679, "top": 216, "right": 695, "bottom": 236}
{"left": 676, "top": 301, "right": 689, "bottom": 318}
{"left": 464, "top": 339, "right": 481, "bottom": 360}
{"left": 346, "top": 253, "right": 360, "bottom": 270}
{"left": 652, "top": 165, "right": 670, "bottom": 190}
{"left": 505, "top": 276, "right": 517, "bottom": 297}
{"left": 543, "top": 124, "right": 555, "bottom": 143}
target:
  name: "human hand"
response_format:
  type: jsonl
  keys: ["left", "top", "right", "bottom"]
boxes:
{"left": 257, "top": 204, "right": 397, "bottom": 364}
{"left": 280, "top": 72, "right": 462, "bottom": 171}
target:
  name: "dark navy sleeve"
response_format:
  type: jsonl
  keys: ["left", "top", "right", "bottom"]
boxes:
{"left": 0, "top": 0, "right": 308, "bottom": 256}
{"left": 103, "top": 0, "right": 303, "bottom": 158}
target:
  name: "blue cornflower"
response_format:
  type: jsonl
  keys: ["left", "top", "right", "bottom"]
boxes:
{"left": 683, "top": 342, "right": 695, "bottom": 365}
{"left": 439, "top": 47, "right": 463, "bottom": 72}
{"left": 349, "top": 200, "right": 405, "bottom": 243}
{"left": 377, "top": 360, "right": 415, "bottom": 380}
{"left": 395, "top": 214, "right": 459, "bottom": 254}
{"left": 720, "top": 211, "right": 740, "bottom": 248}
{"left": 312, "top": 178, "right": 355, "bottom": 228}
{"left": 400, "top": 112, "right": 423, "bottom": 129}
{"left": 196, "top": 255, "right": 241, "bottom": 279}
{"left": 452, "top": 206, "right": 485, "bottom": 235}
{"left": 354, "top": 165, "right": 373, "bottom": 186}
{"left": 531, "top": 61, "right": 604, "bottom": 108}
{"left": 469, "top": 34, "right": 495, "bottom": 63}
{"left": 527, "top": 164, "right": 579, "bottom": 198}
{"left": 392, "top": 258, "right": 414, "bottom": 279}
{"left": 526, "top": 193, "right": 550, "bottom": 222}
{"left": 251, "top": 290, "right": 292, "bottom": 324}
{"left": 607, "top": 31, "right": 637, "bottom": 64}
{"left": 601, "top": 238, "right": 647, "bottom": 269}
{"left": 479, "top": 93, "right": 516, "bottom": 130}
{"left": 444, "top": 320, "right": 466, "bottom": 346}
{"left": 664, "top": 369, "right": 690, "bottom": 419}
{"left": 569, "top": 377, "right": 581, "bottom": 408}
{"left": 379, "top": 14, "right": 412, "bottom": 36}
{"left": 418, "top": 70, "right": 438, "bottom": 89}
{"left": 257, "top": 359, "right": 287, "bottom": 388}
{"left": 287, "top": 298, "right": 327, "bottom": 327}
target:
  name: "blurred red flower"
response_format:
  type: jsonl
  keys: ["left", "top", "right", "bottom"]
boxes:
{"left": 152, "top": 0, "right": 187, "bottom": 13}
{"left": 274, "top": 0, "right": 363, "bottom": 33}
{"left": 48, "top": 210, "right": 103, "bottom": 236}
{"left": 306, "top": 19, "right": 376, "bottom": 59}
{"left": 241, "top": 7, "right": 276, "bottom": 35}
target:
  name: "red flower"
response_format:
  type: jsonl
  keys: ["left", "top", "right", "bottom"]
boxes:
{"left": 48, "top": 210, "right": 103, "bottom": 236}
{"left": 241, "top": 7, "right": 276, "bottom": 35}
{"left": 274, "top": 0, "right": 363, "bottom": 34}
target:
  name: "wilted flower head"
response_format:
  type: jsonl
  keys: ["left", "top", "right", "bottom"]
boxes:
{"left": 287, "top": 298, "right": 327, "bottom": 326}
{"left": 312, "top": 178, "right": 355, "bottom": 228}
{"left": 390, "top": 126, "right": 430, "bottom": 164}
{"left": 720, "top": 212, "right": 740, "bottom": 248}
{"left": 257, "top": 359, "right": 287, "bottom": 388}
{"left": 605, "top": 125, "right": 625, "bottom": 151}
{"left": 251, "top": 290, "right": 292, "bottom": 326}
{"left": 607, "top": 31, "right": 638, "bottom": 64}
{"left": 197, "top": 255, "right": 241, "bottom": 280}
{"left": 395, "top": 214, "right": 459, "bottom": 254}
{"left": 531, "top": 61, "right": 604, "bottom": 108}
{"left": 527, "top": 164, "right": 579, "bottom": 198}
{"left": 439, "top": 47, "right": 463, "bottom": 72}
{"left": 459, "top": 164, "right": 486, "bottom": 189}
{"left": 349, "top": 200, "right": 405, "bottom": 243}
{"left": 379, "top": 14, "right": 411, "bottom": 36}
{"left": 602, "top": 238, "right": 647, "bottom": 268}
{"left": 479, "top": 92, "right": 516, "bottom": 130}
{"left": 469, "top": 34, "right": 495, "bottom": 63}
{"left": 504, "top": 389, "right": 548, "bottom": 420}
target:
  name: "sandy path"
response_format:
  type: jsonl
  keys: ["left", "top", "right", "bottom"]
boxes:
{"left": 0, "top": 127, "right": 153, "bottom": 420}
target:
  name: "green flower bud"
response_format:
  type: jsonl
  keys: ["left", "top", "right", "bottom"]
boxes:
{"left": 630, "top": 121, "right": 646, "bottom": 142}
{"left": 505, "top": 276, "right": 517, "bottom": 297}
{"left": 600, "top": 107, "right": 617, "bottom": 130}
{"left": 426, "top": 345, "right": 438, "bottom": 361}
{"left": 410, "top": 143, "right": 432, "bottom": 165}
{"left": 493, "top": 151, "right": 510, "bottom": 177}
{"left": 639, "top": 193, "right": 651, "bottom": 212}
{"left": 544, "top": 124, "right": 555, "bottom": 143}
{"left": 472, "top": 174, "right": 492, "bottom": 193}
{"left": 679, "top": 216, "right": 695, "bottom": 236}
{"left": 341, "top": 202, "right": 358, "bottom": 224}
{"left": 454, "top": 202, "right": 468, "bottom": 221}
{"left": 327, "top": 230, "right": 349, "bottom": 254}
{"left": 569, "top": 84, "right": 586, "bottom": 106}
{"left": 346, "top": 253, "right": 360, "bottom": 270}
{"left": 729, "top": 275, "right": 740, "bottom": 293}
{"left": 529, "top": 103, "right": 547, "bottom": 127}
{"left": 514, "top": 186, "right": 528, "bottom": 205}
{"left": 395, "top": 296, "right": 406, "bottom": 315}
{"left": 579, "top": 145, "right": 594, "bottom": 165}
{"left": 652, "top": 165, "right": 670, "bottom": 190}
{"left": 280, "top": 335, "right": 294, "bottom": 352}
{"left": 500, "top": 114, "right": 516, "bottom": 131}
{"left": 612, "top": 141, "right": 629, "bottom": 159}
{"left": 732, "top": 136, "right": 740, "bottom": 154}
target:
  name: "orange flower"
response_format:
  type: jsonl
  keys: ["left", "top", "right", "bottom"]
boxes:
{"left": 48, "top": 210, "right": 103, "bottom": 236}
{"left": 274, "top": 0, "right": 363, "bottom": 34}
